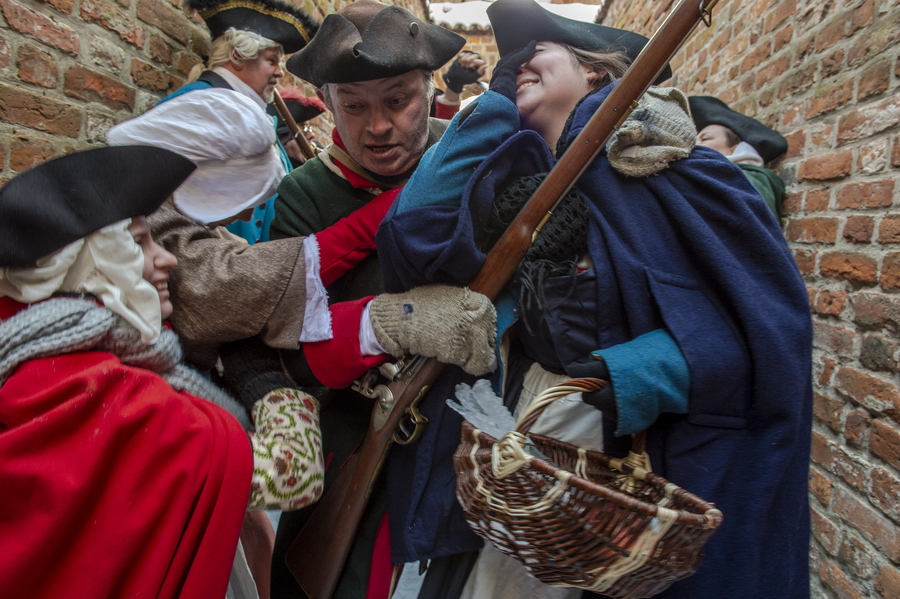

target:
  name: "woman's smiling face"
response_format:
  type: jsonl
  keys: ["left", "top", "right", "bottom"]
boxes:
{"left": 514, "top": 42, "right": 597, "bottom": 149}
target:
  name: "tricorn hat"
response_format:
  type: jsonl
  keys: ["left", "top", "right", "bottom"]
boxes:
{"left": 188, "top": 0, "right": 319, "bottom": 54}
{"left": 0, "top": 146, "right": 195, "bottom": 267}
{"left": 487, "top": 0, "right": 671, "bottom": 85}
{"left": 286, "top": 0, "right": 465, "bottom": 87}
{"left": 689, "top": 95, "right": 788, "bottom": 163}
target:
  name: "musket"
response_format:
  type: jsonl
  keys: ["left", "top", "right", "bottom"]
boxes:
{"left": 286, "top": 0, "right": 721, "bottom": 596}
{"left": 273, "top": 88, "right": 317, "bottom": 162}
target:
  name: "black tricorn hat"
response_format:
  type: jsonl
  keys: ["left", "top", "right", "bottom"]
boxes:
{"left": 689, "top": 95, "right": 788, "bottom": 163}
{"left": 0, "top": 146, "right": 196, "bottom": 267}
{"left": 487, "top": 0, "right": 672, "bottom": 85}
{"left": 286, "top": 0, "right": 465, "bottom": 87}
{"left": 188, "top": 0, "right": 319, "bottom": 54}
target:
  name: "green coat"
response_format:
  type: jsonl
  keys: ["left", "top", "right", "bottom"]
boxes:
{"left": 739, "top": 163, "right": 785, "bottom": 219}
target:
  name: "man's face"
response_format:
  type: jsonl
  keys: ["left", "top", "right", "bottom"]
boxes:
{"left": 320, "top": 70, "right": 431, "bottom": 177}
{"left": 235, "top": 47, "right": 284, "bottom": 103}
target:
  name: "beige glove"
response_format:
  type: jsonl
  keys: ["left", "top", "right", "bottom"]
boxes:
{"left": 606, "top": 86, "right": 696, "bottom": 177}
{"left": 369, "top": 285, "right": 497, "bottom": 375}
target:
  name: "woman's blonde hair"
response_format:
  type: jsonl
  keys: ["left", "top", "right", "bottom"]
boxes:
{"left": 563, "top": 45, "right": 631, "bottom": 90}
{"left": 187, "top": 28, "right": 283, "bottom": 82}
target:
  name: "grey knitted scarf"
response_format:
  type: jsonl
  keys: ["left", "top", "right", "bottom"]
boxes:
{"left": 0, "top": 298, "right": 251, "bottom": 430}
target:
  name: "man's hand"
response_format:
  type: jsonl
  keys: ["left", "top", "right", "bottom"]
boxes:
{"left": 441, "top": 50, "right": 488, "bottom": 101}
{"left": 369, "top": 285, "right": 496, "bottom": 375}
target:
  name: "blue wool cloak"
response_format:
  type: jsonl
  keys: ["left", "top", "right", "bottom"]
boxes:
{"left": 377, "top": 87, "right": 812, "bottom": 598}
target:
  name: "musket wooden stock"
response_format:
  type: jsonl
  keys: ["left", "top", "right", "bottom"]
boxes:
{"left": 273, "top": 89, "right": 317, "bottom": 161}
{"left": 286, "top": 1, "right": 719, "bottom": 596}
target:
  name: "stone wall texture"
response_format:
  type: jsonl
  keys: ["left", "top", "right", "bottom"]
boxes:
{"left": 0, "top": 0, "right": 428, "bottom": 181}
{"left": 598, "top": 0, "right": 900, "bottom": 597}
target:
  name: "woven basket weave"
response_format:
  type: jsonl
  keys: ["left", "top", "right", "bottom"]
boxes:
{"left": 453, "top": 378, "right": 723, "bottom": 599}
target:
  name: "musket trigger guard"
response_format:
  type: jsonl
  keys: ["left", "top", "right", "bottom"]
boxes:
{"left": 393, "top": 386, "right": 430, "bottom": 445}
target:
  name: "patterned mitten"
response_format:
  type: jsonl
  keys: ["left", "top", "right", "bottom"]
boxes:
{"left": 606, "top": 86, "right": 696, "bottom": 177}
{"left": 368, "top": 285, "right": 497, "bottom": 375}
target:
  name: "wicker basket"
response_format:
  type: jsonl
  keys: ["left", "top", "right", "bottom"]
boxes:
{"left": 453, "top": 378, "right": 723, "bottom": 599}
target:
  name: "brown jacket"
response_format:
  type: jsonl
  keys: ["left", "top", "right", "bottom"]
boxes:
{"left": 148, "top": 200, "right": 308, "bottom": 369}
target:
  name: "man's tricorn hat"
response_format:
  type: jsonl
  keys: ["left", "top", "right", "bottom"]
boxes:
{"left": 689, "top": 95, "right": 788, "bottom": 163}
{"left": 0, "top": 147, "right": 195, "bottom": 267}
{"left": 286, "top": 0, "right": 465, "bottom": 87}
{"left": 188, "top": 0, "right": 319, "bottom": 54}
{"left": 487, "top": 0, "right": 671, "bottom": 85}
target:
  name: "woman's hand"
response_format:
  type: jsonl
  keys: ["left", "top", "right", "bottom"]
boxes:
{"left": 489, "top": 40, "right": 537, "bottom": 103}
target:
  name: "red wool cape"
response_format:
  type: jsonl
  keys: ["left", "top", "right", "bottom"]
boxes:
{"left": 0, "top": 300, "right": 253, "bottom": 599}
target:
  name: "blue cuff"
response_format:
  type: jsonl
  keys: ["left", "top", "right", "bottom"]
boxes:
{"left": 595, "top": 329, "right": 690, "bottom": 436}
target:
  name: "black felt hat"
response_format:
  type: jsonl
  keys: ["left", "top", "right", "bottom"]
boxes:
{"left": 487, "top": 0, "right": 671, "bottom": 85}
{"left": 189, "top": 0, "right": 318, "bottom": 54}
{"left": 0, "top": 146, "right": 196, "bottom": 267}
{"left": 286, "top": 0, "right": 465, "bottom": 87}
{"left": 688, "top": 95, "right": 787, "bottom": 163}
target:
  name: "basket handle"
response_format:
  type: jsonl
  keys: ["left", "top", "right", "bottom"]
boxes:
{"left": 515, "top": 378, "right": 606, "bottom": 433}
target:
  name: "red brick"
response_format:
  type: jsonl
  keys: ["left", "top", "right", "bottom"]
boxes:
{"left": 849, "top": 0, "right": 875, "bottom": 35}
{"left": 836, "top": 179, "right": 895, "bottom": 210}
{"left": 773, "top": 23, "right": 792, "bottom": 53}
{"left": 883, "top": 253, "right": 900, "bottom": 290}
{"left": 786, "top": 217, "right": 839, "bottom": 244}
{"left": 819, "top": 559, "right": 867, "bottom": 599}
{"left": 798, "top": 152, "right": 852, "bottom": 182}
{"left": 763, "top": 0, "right": 795, "bottom": 34}
{"left": 783, "top": 129, "right": 804, "bottom": 159}
{"left": 844, "top": 216, "right": 874, "bottom": 244}
{"left": 16, "top": 43, "right": 58, "bottom": 88}
{"left": 724, "top": 34, "right": 749, "bottom": 64}
{"left": 149, "top": 34, "right": 174, "bottom": 65}
{"left": 130, "top": 58, "right": 173, "bottom": 91}
{"left": 810, "top": 123, "right": 835, "bottom": 149}
{"left": 775, "top": 59, "right": 811, "bottom": 98}
{"left": 816, "top": 13, "right": 852, "bottom": 52}
{"left": 878, "top": 215, "right": 900, "bottom": 244}
{"left": 782, "top": 191, "right": 802, "bottom": 215}
{"left": 741, "top": 40, "right": 770, "bottom": 73}
{"left": 820, "top": 251, "right": 878, "bottom": 285}
{"left": 811, "top": 506, "right": 841, "bottom": 555}
{"left": 174, "top": 51, "right": 202, "bottom": 76}
{"left": 822, "top": 49, "right": 845, "bottom": 78}
{"left": 806, "top": 187, "right": 831, "bottom": 211}
{"left": 845, "top": 409, "right": 871, "bottom": 448}
{"left": 814, "top": 392, "right": 845, "bottom": 432}
{"left": 838, "top": 95, "right": 900, "bottom": 146}
{"left": 8, "top": 135, "right": 55, "bottom": 172}
{"left": 869, "top": 466, "right": 900, "bottom": 523}
{"left": 859, "top": 60, "right": 891, "bottom": 101}
{"left": 814, "top": 320, "right": 856, "bottom": 353}
{"left": 0, "top": 34, "right": 10, "bottom": 69}
{"left": 875, "top": 564, "right": 900, "bottom": 598}
{"left": 0, "top": 83, "right": 81, "bottom": 137}
{"left": 810, "top": 466, "right": 834, "bottom": 506}
{"left": 894, "top": 135, "right": 900, "bottom": 169}
{"left": 837, "top": 367, "right": 900, "bottom": 414}
{"left": 832, "top": 485, "right": 900, "bottom": 561}
{"left": 38, "top": 0, "right": 73, "bottom": 14}
{"left": 819, "top": 355, "right": 837, "bottom": 386}
{"left": 849, "top": 19, "right": 900, "bottom": 67}
{"left": 838, "top": 534, "right": 879, "bottom": 579}
{"left": 815, "top": 290, "right": 848, "bottom": 316}
{"left": 794, "top": 248, "right": 817, "bottom": 275}
{"left": 853, "top": 292, "right": 900, "bottom": 329}
{"left": 0, "top": 139, "right": 6, "bottom": 168}
{"left": 0, "top": 0, "right": 79, "bottom": 54}
{"left": 811, "top": 430, "right": 867, "bottom": 489}
{"left": 80, "top": 0, "right": 145, "bottom": 48}
{"left": 136, "top": 0, "right": 188, "bottom": 44}
{"left": 807, "top": 79, "right": 854, "bottom": 119}
{"left": 860, "top": 334, "right": 900, "bottom": 373}
{"left": 871, "top": 420, "right": 900, "bottom": 470}
{"left": 859, "top": 139, "right": 889, "bottom": 175}
{"left": 64, "top": 65, "right": 135, "bottom": 111}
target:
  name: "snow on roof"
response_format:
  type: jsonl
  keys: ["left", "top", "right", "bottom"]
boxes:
{"left": 430, "top": 0, "right": 602, "bottom": 32}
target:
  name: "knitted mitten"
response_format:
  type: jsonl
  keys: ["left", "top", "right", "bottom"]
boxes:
{"left": 442, "top": 51, "right": 485, "bottom": 93}
{"left": 489, "top": 41, "right": 537, "bottom": 103}
{"left": 606, "top": 86, "right": 696, "bottom": 177}
{"left": 218, "top": 336, "right": 295, "bottom": 421}
{"left": 368, "top": 285, "right": 497, "bottom": 375}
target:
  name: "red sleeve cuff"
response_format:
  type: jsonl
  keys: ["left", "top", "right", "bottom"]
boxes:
{"left": 303, "top": 297, "right": 389, "bottom": 388}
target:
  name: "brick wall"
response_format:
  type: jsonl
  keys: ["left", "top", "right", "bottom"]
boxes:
{"left": 0, "top": 0, "right": 429, "bottom": 183}
{"left": 600, "top": 0, "right": 900, "bottom": 597}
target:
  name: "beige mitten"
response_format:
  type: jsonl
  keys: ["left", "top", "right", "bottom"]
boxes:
{"left": 606, "top": 86, "right": 696, "bottom": 177}
{"left": 369, "top": 285, "right": 497, "bottom": 375}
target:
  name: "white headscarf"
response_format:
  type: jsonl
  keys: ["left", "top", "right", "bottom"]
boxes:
{"left": 0, "top": 220, "right": 162, "bottom": 344}
{"left": 106, "top": 88, "right": 285, "bottom": 225}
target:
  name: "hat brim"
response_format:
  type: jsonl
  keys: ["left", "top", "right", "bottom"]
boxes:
{"left": 689, "top": 95, "right": 787, "bottom": 163}
{"left": 487, "top": 0, "right": 671, "bottom": 85}
{"left": 0, "top": 147, "right": 195, "bottom": 267}
{"left": 191, "top": 0, "right": 318, "bottom": 54}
